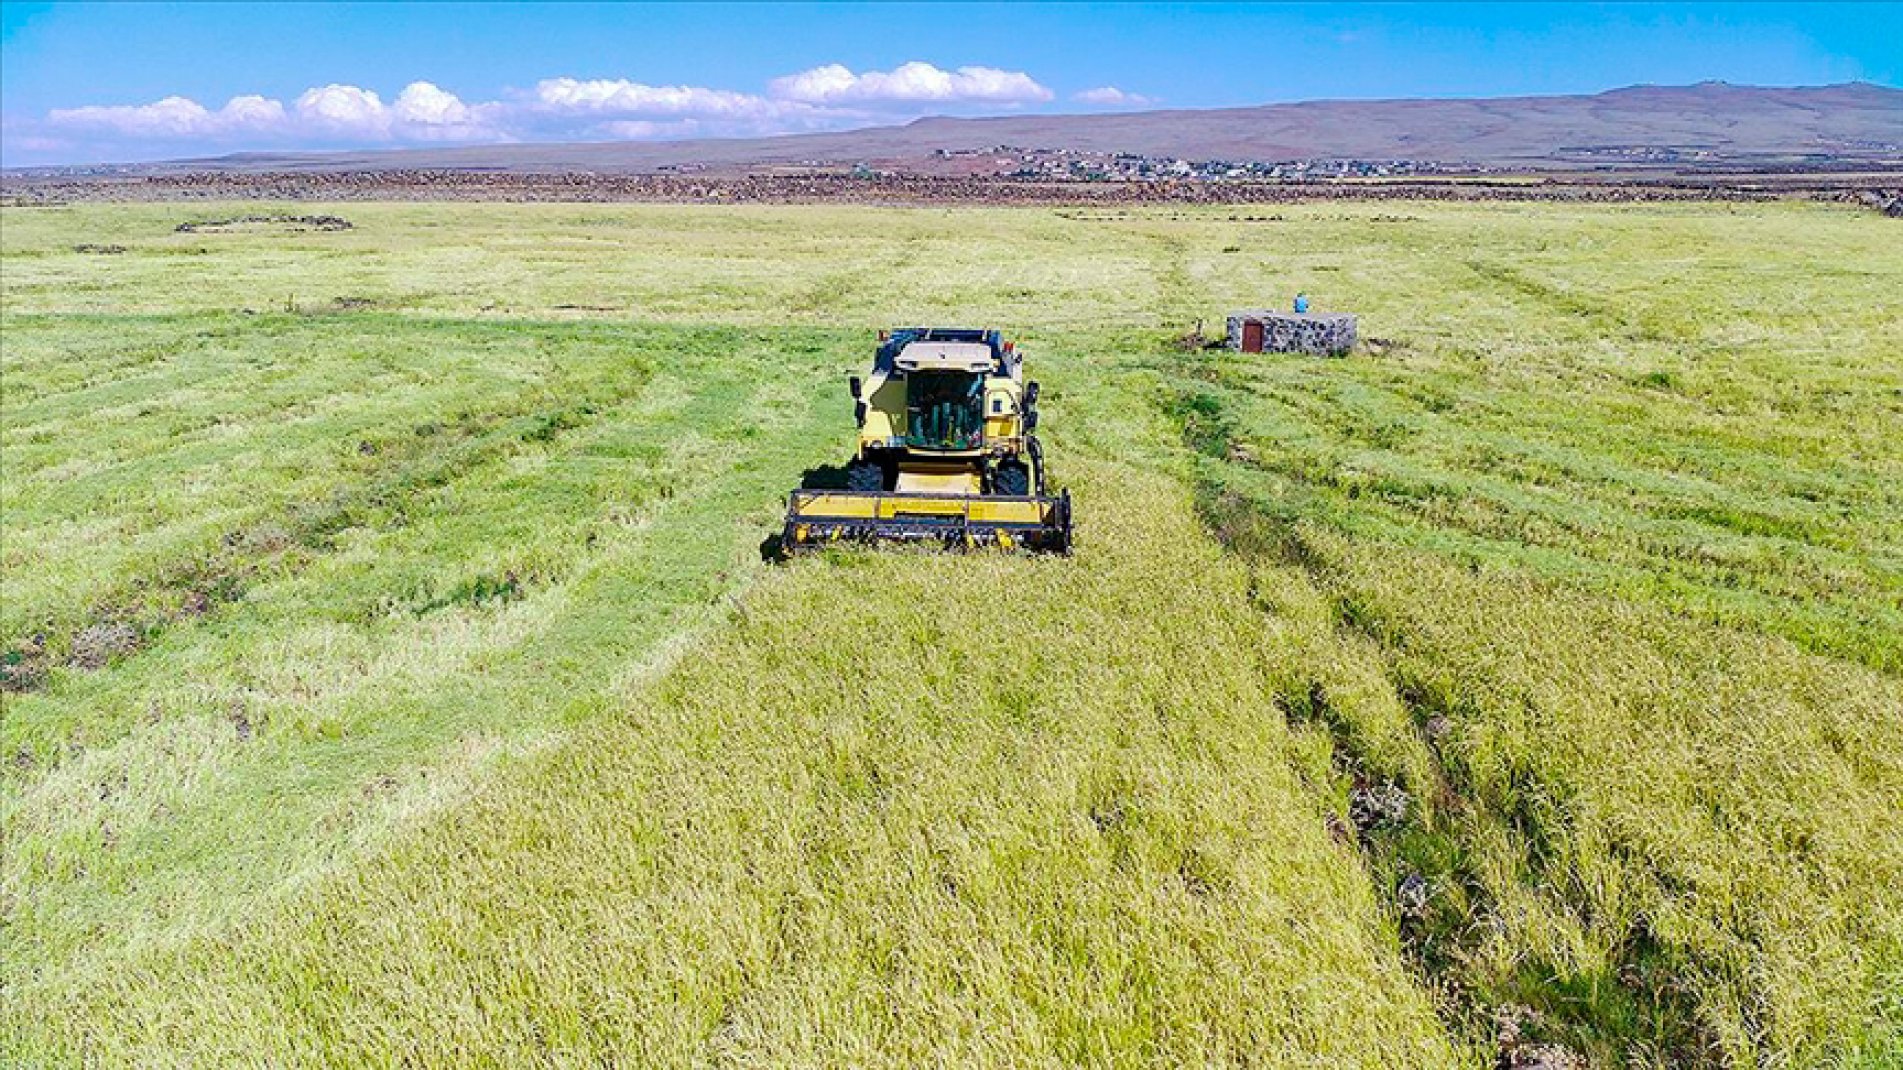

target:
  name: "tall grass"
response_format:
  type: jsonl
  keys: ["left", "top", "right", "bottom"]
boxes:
{"left": 1157, "top": 304, "right": 1903, "bottom": 1061}
{"left": 9, "top": 450, "right": 1464, "bottom": 1067}
{"left": 4, "top": 199, "right": 1898, "bottom": 1066}
{"left": 3, "top": 318, "right": 861, "bottom": 1017}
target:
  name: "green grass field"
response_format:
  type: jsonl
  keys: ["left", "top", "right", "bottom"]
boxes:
{"left": 3, "top": 200, "right": 1899, "bottom": 1068}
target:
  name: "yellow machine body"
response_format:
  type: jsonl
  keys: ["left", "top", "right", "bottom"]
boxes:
{"left": 782, "top": 328, "right": 1072, "bottom": 553}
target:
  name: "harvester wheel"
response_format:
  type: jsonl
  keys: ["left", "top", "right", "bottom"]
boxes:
{"left": 993, "top": 459, "right": 1031, "bottom": 496}
{"left": 846, "top": 460, "right": 884, "bottom": 493}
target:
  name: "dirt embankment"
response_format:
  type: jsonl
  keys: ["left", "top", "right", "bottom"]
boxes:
{"left": 8, "top": 170, "right": 1895, "bottom": 208}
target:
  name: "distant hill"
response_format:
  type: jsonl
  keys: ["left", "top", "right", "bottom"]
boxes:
{"left": 44, "top": 81, "right": 1903, "bottom": 176}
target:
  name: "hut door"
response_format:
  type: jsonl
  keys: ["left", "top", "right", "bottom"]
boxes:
{"left": 1241, "top": 320, "right": 1265, "bottom": 352}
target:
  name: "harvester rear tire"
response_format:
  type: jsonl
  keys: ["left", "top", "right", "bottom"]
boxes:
{"left": 847, "top": 460, "right": 884, "bottom": 493}
{"left": 993, "top": 459, "right": 1030, "bottom": 496}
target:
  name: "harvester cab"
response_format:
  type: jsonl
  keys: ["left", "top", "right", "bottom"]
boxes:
{"left": 782, "top": 328, "right": 1072, "bottom": 553}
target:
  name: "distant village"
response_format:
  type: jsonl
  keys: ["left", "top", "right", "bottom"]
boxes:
{"left": 918, "top": 145, "right": 1500, "bottom": 181}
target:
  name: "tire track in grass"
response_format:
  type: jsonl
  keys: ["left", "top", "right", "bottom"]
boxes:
{"left": 1181, "top": 351, "right": 1903, "bottom": 676}
{"left": 1164, "top": 371, "right": 1903, "bottom": 1067}
{"left": 0, "top": 314, "right": 219, "bottom": 410}
{"left": 2, "top": 390, "right": 638, "bottom": 703}
{"left": 3, "top": 313, "right": 660, "bottom": 670}
{"left": 2, "top": 352, "right": 664, "bottom": 703}
{"left": 1, "top": 327, "right": 859, "bottom": 1039}
{"left": 3, "top": 338, "right": 1471, "bottom": 1069}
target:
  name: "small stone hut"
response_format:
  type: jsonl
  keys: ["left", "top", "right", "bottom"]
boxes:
{"left": 1227, "top": 310, "right": 1358, "bottom": 356}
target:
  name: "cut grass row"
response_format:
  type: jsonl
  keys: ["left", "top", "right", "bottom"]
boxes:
{"left": 1164, "top": 324, "right": 1903, "bottom": 674}
{"left": 3, "top": 313, "right": 662, "bottom": 652}
{"left": 2, "top": 320, "right": 863, "bottom": 1009}
{"left": 1161, "top": 352, "right": 1903, "bottom": 1063}
{"left": 9, "top": 200, "right": 1897, "bottom": 333}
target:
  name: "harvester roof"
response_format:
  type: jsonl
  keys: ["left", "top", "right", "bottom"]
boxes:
{"left": 875, "top": 327, "right": 1012, "bottom": 374}
{"left": 894, "top": 341, "right": 995, "bottom": 373}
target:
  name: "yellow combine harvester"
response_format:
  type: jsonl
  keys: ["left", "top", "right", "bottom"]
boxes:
{"left": 782, "top": 328, "right": 1073, "bottom": 553}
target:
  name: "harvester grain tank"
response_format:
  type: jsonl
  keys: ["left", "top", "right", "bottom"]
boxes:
{"left": 782, "top": 328, "right": 1072, "bottom": 552}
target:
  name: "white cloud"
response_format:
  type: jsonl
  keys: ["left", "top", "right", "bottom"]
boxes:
{"left": 23, "top": 60, "right": 1066, "bottom": 162}
{"left": 294, "top": 84, "right": 390, "bottom": 137}
{"left": 533, "top": 77, "right": 785, "bottom": 120}
{"left": 43, "top": 83, "right": 502, "bottom": 146}
{"left": 770, "top": 65, "right": 857, "bottom": 105}
{"left": 769, "top": 62, "right": 1052, "bottom": 106}
{"left": 391, "top": 81, "right": 505, "bottom": 141}
{"left": 49, "top": 94, "right": 287, "bottom": 138}
{"left": 221, "top": 95, "right": 291, "bottom": 129}
{"left": 49, "top": 96, "right": 211, "bottom": 137}
{"left": 1073, "top": 86, "right": 1154, "bottom": 107}
{"left": 393, "top": 81, "right": 469, "bottom": 125}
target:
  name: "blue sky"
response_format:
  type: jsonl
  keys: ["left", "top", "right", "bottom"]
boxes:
{"left": 3, "top": 2, "right": 1898, "bottom": 165}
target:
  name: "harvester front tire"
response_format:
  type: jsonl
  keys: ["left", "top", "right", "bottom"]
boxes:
{"left": 847, "top": 460, "right": 884, "bottom": 493}
{"left": 993, "top": 459, "right": 1031, "bottom": 496}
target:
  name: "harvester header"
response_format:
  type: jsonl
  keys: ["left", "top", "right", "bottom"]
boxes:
{"left": 782, "top": 328, "right": 1073, "bottom": 553}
